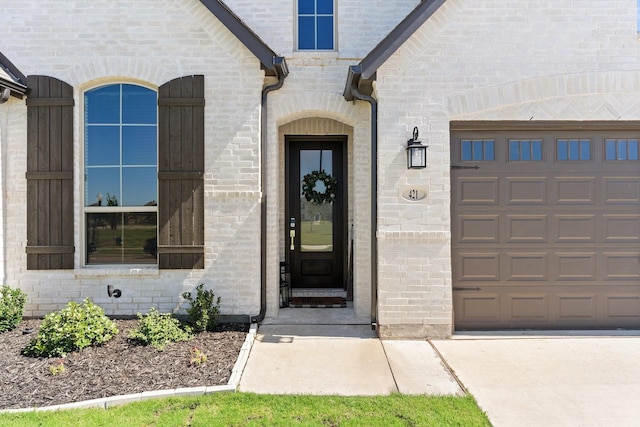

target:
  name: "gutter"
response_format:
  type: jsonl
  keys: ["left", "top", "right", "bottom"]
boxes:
{"left": 0, "top": 51, "right": 29, "bottom": 101}
{"left": 343, "top": 66, "right": 378, "bottom": 330}
{"left": 0, "top": 74, "right": 28, "bottom": 103}
{"left": 251, "top": 56, "right": 289, "bottom": 323}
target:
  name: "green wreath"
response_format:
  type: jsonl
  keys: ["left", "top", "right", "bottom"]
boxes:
{"left": 302, "top": 170, "right": 337, "bottom": 205}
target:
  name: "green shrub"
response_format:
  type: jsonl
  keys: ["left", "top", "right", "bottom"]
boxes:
{"left": 182, "top": 283, "right": 221, "bottom": 332}
{"left": 128, "top": 307, "right": 192, "bottom": 350}
{"left": 23, "top": 298, "right": 118, "bottom": 357}
{"left": 0, "top": 285, "right": 27, "bottom": 333}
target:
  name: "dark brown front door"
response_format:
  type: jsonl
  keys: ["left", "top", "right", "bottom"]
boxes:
{"left": 286, "top": 137, "right": 346, "bottom": 288}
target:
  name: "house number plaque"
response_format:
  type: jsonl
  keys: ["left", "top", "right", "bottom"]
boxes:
{"left": 400, "top": 186, "right": 427, "bottom": 202}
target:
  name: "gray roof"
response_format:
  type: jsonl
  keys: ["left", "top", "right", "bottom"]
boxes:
{"left": 199, "top": 0, "right": 288, "bottom": 78}
{"left": 0, "top": 51, "right": 28, "bottom": 98}
{"left": 344, "top": 0, "right": 446, "bottom": 100}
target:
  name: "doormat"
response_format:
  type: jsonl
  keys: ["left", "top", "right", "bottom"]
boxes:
{"left": 290, "top": 297, "right": 346, "bottom": 308}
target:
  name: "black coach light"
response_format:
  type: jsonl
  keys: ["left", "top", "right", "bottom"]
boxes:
{"left": 406, "top": 126, "right": 427, "bottom": 169}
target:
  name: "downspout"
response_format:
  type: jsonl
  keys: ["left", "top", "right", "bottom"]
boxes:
{"left": 349, "top": 83, "right": 378, "bottom": 331}
{"left": 0, "top": 87, "right": 10, "bottom": 104}
{"left": 251, "top": 57, "right": 288, "bottom": 323}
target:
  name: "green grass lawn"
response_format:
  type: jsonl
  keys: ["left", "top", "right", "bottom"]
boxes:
{"left": 0, "top": 393, "right": 490, "bottom": 427}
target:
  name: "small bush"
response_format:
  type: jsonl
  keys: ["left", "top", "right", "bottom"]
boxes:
{"left": 49, "top": 360, "right": 66, "bottom": 376}
{"left": 129, "top": 307, "right": 192, "bottom": 350}
{"left": 23, "top": 298, "right": 118, "bottom": 358}
{"left": 182, "top": 283, "right": 221, "bottom": 332}
{"left": 0, "top": 285, "right": 27, "bottom": 333}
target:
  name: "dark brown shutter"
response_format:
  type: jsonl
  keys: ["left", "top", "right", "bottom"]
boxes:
{"left": 157, "top": 75, "right": 205, "bottom": 269}
{"left": 25, "top": 76, "right": 75, "bottom": 269}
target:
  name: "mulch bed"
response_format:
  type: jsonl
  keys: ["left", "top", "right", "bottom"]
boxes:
{"left": 0, "top": 318, "right": 248, "bottom": 410}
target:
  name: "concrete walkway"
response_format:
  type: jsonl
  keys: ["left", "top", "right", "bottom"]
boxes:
{"left": 239, "top": 324, "right": 464, "bottom": 396}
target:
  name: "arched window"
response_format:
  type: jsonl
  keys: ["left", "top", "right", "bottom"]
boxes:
{"left": 84, "top": 83, "right": 158, "bottom": 264}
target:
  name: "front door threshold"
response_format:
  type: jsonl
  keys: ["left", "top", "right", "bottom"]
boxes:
{"left": 291, "top": 288, "right": 347, "bottom": 298}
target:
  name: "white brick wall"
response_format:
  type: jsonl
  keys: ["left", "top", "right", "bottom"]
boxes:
{"left": 1, "top": 0, "right": 266, "bottom": 317}
{"left": 373, "top": 0, "right": 640, "bottom": 337}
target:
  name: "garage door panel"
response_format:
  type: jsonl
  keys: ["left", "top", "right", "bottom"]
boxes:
{"left": 603, "top": 177, "right": 640, "bottom": 204}
{"left": 506, "top": 252, "right": 548, "bottom": 281}
{"left": 458, "top": 177, "right": 499, "bottom": 205}
{"left": 603, "top": 215, "right": 640, "bottom": 242}
{"left": 454, "top": 285, "right": 640, "bottom": 328}
{"left": 506, "top": 177, "right": 547, "bottom": 204}
{"left": 603, "top": 252, "right": 640, "bottom": 280}
{"left": 455, "top": 292, "right": 500, "bottom": 322}
{"left": 556, "top": 293, "right": 597, "bottom": 320}
{"left": 555, "top": 177, "right": 595, "bottom": 204}
{"left": 506, "top": 215, "right": 548, "bottom": 243}
{"left": 555, "top": 252, "right": 597, "bottom": 281}
{"left": 554, "top": 214, "right": 596, "bottom": 243}
{"left": 457, "top": 215, "right": 499, "bottom": 243}
{"left": 508, "top": 294, "right": 548, "bottom": 321}
{"left": 457, "top": 252, "right": 500, "bottom": 281}
{"left": 606, "top": 295, "right": 640, "bottom": 318}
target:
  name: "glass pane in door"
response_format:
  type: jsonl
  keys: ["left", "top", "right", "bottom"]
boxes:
{"left": 300, "top": 149, "right": 333, "bottom": 252}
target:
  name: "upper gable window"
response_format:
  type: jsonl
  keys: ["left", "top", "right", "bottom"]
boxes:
{"left": 297, "top": 0, "right": 335, "bottom": 50}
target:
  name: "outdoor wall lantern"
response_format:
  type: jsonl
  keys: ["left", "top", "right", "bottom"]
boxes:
{"left": 406, "top": 126, "right": 427, "bottom": 169}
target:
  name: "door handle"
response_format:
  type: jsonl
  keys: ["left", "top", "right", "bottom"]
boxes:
{"left": 290, "top": 230, "right": 295, "bottom": 250}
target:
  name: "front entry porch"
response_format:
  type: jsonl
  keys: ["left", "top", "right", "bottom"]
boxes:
{"left": 261, "top": 306, "right": 368, "bottom": 325}
{"left": 264, "top": 287, "right": 367, "bottom": 325}
{"left": 268, "top": 116, "right": 371, "bottom": 326}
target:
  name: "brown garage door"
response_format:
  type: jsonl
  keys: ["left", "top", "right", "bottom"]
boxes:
{"left": 451, "top": 122, "right": 640, "bottom": 330}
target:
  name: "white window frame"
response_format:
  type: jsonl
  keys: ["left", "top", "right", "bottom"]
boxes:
{"left": 81, "top": 82, "right": 159, "bottom": 267}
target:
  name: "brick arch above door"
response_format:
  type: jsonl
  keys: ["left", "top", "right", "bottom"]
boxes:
{"left": 272, "top": 92, "right": 358, "bottom": 129}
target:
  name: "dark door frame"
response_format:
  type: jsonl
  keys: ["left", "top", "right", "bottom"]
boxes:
{"left": 285, "top": 135, "right": 348, "bottom": 289}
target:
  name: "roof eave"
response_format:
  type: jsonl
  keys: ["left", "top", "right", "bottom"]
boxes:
{"left": 0, "top": 51, "right": 29, "bottom": 98}
{"left": 199, "top": 0, "right": 288, "bottom": 78}
{"left": 0, "top": 81, "right": 28, "bottom": 99}
{"left": 344, "top": 0, "right": 446, "bottom": 101}
{"left": 359, "top": 0, "right": 446, "bottom": 80}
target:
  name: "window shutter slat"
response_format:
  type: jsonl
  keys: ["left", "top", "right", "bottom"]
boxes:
{"left": 157, "top": 75, "right": 205, "bottom": 269}
{"left": 26, "top": 75, "right": 75, "bottom": 270}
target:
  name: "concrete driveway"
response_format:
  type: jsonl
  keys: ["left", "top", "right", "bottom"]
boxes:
{"left": 431, "top": 332, "right": 640, "bottom": 427}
